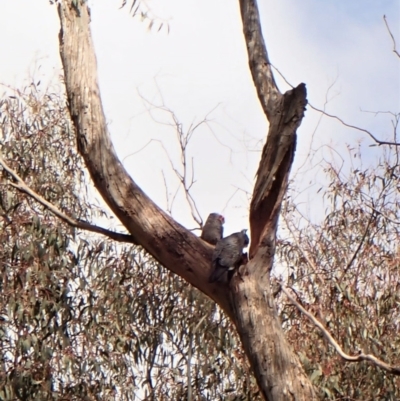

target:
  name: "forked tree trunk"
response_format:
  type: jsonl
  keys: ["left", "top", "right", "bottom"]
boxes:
{"left": 57, "top": 0, "right": 316, "bottom": 399}
{"left": 230, "top": 3, "right": 315, "bottom": 399}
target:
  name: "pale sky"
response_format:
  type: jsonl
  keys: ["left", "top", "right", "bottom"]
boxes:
{"left": 0, "top": 0, "right": 399, "bottom": 235}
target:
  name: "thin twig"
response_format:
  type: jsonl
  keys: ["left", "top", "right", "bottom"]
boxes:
{"left": 271, "top": 64, "right": 400, "bottom": 146}
{"left": 339, "top": 210, "right": 375, "bottom": 281}
{"left": 281, "top": 285, "right": 400, "bottom": 376}
{"left": 383, "top": 15, "right": 400, "bottom": 58}
{"left": 0, "top": 154, "right": 136, "bottom": 244}
{"left": 282, "top": 214, "right": 324, "bottom": 287}
{"left": 368, "top": 205, "right": 400, "bottom": 225}
{"left": 308, "top": 105, "right": 400, "bottom": 146}
{"left": 138, "top": 90, "right": 210, "bottom": 226}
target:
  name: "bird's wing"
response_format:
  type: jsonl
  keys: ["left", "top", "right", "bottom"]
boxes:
{"left": 214, "top": 235, "right": 241, "bottom": 268}
{"left": 209, "top": 265, "right": 226, "bottom": 283}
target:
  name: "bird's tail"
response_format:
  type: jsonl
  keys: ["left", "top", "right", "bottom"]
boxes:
{"left": 209, "top": 266, "right": 226, "bottom": 283}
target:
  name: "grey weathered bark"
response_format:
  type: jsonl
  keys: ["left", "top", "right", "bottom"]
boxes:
{"left": 228, "top": 2, "right": 316, "bottom": 400}
{"left": 57, "top": 0, "right": 233, "bottom": 317}
{"left": 57, "top": 0, "right": 316, "bottom": 400}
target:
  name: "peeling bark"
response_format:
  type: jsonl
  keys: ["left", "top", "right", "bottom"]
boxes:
{"left": 57, "top": 0, "right": 316, "bottom": 400}
{"left": 250, "top": 84, "right": 307, "bottom": 256}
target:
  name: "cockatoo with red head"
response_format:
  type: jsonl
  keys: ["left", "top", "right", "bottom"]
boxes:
{"left": 201, "top": 213, "right": 225, "bottom": 245}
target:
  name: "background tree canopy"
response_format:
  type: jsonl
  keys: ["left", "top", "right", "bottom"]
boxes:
{"left": 0, "top": 87, "right": 260, "bottom": 399}
{"left": 0, "top": 0, "right": 399, "bottom": 400}
{"left": 2, "top": 78, "right": 400, "bottom": 401}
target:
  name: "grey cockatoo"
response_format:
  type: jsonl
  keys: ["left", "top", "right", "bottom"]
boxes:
{"left": 209, "top": 229, "right": 249, "bottom": 283}
{"left": 201, "top": 213, "right": 225, "bottom": 245}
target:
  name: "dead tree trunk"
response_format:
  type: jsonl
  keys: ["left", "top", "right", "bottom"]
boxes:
{"left": 57, "top": 0, "right": 316, "bottom": 399}
{"left": 228, "top": 2, "right": 316, "bottom": 399}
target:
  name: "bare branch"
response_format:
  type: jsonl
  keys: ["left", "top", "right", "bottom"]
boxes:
{"left": 339, "top": 210, "right": 375, "bottom": 281}
{"left": 0, "top": 154, "right": 135, "bottom": 244}
{"left": 239, "top": 0, "right": 281, "bottom": 119}
{"left": 137, "top": 92, "right": 209, "bottom": 227}
{"left": 281, "top": 285, "right": 400, "bottom": 376}
{"left": 368, "top": 205, "right": 400, "bottom": 225}
{"left": 384, "top": 15, "right": 400, "bottom": 59}
{"left": 308, "top": 104, "right": 400, "bottom": 146}
{"left": 161, "top": 169, "right": 176, "bottom": 215}
{"left": 270, "top": 64, "right": 294, "bottom": 89}
{"left": 271, "top": 63, "right": 400, "bottom": 147}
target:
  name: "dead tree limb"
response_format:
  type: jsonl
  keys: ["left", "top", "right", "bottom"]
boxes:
{"left": 0, "top": 153, "right": 134, "bottom": 244}
{"left": 281, "top": 285, "right": 400, "bottom": 376}
{"left": 57, "top": 0, "right": 232, "bottom": 316}
{"left": 229, "top": 1, "right": 316, "bottom": 400}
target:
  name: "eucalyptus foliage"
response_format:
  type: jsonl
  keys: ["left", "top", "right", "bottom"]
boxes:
{"left": 277, "top": 153, "right": 400, "bottom": 400}
{"left": 0, "top": 86, "right": 259, "bottom": 400}
{"left": 1, "top": 83, "right": 399, "bottom": 401}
